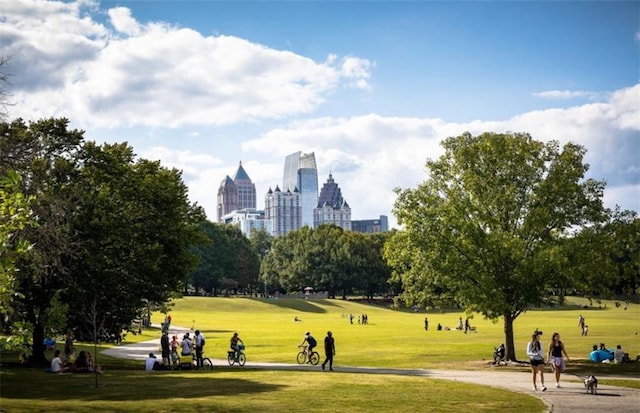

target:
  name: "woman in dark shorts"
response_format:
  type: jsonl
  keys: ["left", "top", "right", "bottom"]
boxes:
{"left": 527, "top": 333, "right": 547, "bottom": 392}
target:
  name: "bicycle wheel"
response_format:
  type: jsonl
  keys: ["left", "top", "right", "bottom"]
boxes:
{"left": 296, "top": 351, "right": 306, "bottom": 364}
{"left": 309, "top": 351, "right": 320, "bottom": 365}
{"left": 238, "top": 353, "right": 246, "bottom": 366}
{"left": 202, "top": 358, "right": 213, "bottom": 370}
{"left": 228, "top": 352, "right": 235, "bottom": 366}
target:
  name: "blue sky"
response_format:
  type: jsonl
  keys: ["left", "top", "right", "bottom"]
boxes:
{"left": 2, "top": 0, "right": 639, "bottom": 227}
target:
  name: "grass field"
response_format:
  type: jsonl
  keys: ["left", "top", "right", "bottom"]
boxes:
{"left": 1, "top": 296, "right": 638, "bottom": 412}
{"left": 153, "top": 296, "right": 640, "bottom": 372}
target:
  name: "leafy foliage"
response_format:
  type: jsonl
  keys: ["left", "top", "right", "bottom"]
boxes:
{"left": 386, "top": 132, "right": 607, "bottom": 360}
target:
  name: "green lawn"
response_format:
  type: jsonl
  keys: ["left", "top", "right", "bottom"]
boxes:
{"left": 154, "top": 296, "right": 640, "bottom": 372}
{"left": 1, "top": 296, "right": 638, "bottom": 412}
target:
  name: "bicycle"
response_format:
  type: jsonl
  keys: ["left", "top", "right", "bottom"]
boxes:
{"left": 297, "top": 345, "right": 320, "bottom": 365}
{"left": 175, "top": 351, "right": 213, "bottom": 370}
{"left": 227, "top": 344, "right": 246, "bottom": 366}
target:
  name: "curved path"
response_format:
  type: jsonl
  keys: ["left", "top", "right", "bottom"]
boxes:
{"left": 102, "top": 328, "right": 640, "bottom": 413}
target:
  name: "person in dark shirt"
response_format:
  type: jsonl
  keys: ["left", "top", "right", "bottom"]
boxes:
{"left": 321, "top": 331, "right": 336, "bottom": 371}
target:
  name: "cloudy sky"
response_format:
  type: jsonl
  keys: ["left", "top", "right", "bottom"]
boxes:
{"left": 2, "top": 0, "right": 639, "bottom": 227}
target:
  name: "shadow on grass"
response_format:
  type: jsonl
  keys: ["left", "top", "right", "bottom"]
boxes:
{"left": 0, "top": 368, "right": 284, "bottom": 401}
{"left": 247, "top": 298, "right": 329, "bottom": 313}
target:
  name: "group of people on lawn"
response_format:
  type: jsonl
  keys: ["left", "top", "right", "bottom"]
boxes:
{"left": 47, "top": 331, "right": 102, "bottom": 374}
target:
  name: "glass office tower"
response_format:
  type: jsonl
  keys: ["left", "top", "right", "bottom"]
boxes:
{"left": 283, "top": 151, "right": 318, "bottom": 228}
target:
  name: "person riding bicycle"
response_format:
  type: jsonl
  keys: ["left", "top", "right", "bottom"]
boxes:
{"left": 230, "top": 332, "right": 244, "bottom": 360}
{"left": 300, "top": 332, "right": 317, "bottom": 363}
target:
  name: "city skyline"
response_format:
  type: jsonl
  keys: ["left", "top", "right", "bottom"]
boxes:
{"left": 2, "top": 1, "right": 639, "bottom": 228}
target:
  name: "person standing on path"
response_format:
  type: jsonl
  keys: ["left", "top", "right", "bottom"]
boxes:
{"left": 547, "top": 332, "right": 570, "bottom": 388}
{"left": 160, "top": 330, "right": 170, "bottom": 366}
{"left": 321, "top": 331, "right": 336, "bottom": 371}
{"left": 526, "top": 333, "right": 547, "bottom": 392}
{"left": 194, "top": 330, "right": 205, "bottom": 368}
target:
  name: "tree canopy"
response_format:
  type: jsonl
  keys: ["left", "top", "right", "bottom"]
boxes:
{"left": 385, "top": 132, "right": 607, "bottom": 360}
{"left": 0, "top": 118, "right": 203, "bottom": 363}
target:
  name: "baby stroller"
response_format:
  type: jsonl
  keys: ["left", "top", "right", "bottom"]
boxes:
{"left": 493, "top": 344, "right": 506, "bottom": 364}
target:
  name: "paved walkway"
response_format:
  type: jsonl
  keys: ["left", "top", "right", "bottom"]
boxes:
{"left": 102, "top": 327, "right": 640, "bottom": 413}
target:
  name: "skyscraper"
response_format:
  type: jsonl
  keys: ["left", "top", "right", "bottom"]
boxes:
{"left": 314, "top": 173, "right": 351, "bottom": 230}
{"left": 216, "top": 161, "right": 256, "bottom": 222}
{"left": 283, "top": 151, "right": 318, "bottom": 228}
{"left": 264, "top": 186, "right": 301, "bottom": 236}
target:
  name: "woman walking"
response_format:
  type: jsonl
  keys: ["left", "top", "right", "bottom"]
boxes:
{"left": 547, "top": 332, "right": 570, "bottom": 388}
{"left": 527, "top": 333, "right": 546, "bottom": 392}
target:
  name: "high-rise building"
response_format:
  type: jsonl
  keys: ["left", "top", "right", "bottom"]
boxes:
{"left": 216, "top": 161, "right": 256, "bottom": 222}
{"left": 283, "top": 151, "right": 318, "bottom": 228}
{"left": 351, "top": 215, "right": 389, "bottom": 233}
{"left": 264, "top": 186, "right": 301, "bottom": 237}
{"left": 314, "top": 173, "right": 351, "bottom": 230}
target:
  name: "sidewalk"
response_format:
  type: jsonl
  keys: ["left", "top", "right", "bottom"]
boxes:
{"left": 102, "top": 328, "right": 640, "bottom": 413}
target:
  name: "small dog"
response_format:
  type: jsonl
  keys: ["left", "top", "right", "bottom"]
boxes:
{"left": 584, "top": 375, "right": 598, "bottom": 394}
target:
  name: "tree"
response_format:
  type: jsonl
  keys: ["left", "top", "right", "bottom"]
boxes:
{"left": 0, "top": 171, "right": 35, "bottom": 318}
{"left": 64, "top": 141, "right": 205, "bottom": 341}
{"left": 1, "top": 118, "right": 204, "bottom": 363}
{"left": 386, "top": 132, "right": 606, "bottom": 361}
{"left": 188, "top": 222, "right": 258, "bottom": 296}
{"left": 564, "top": 209, "right": 639, "bottom": 298}
{"left": 0, "top": 118, "right": 83, "bottom": 364}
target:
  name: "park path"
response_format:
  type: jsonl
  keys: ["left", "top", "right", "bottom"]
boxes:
{"left": 101, "top": 326, "right": 640, "bottom": 413}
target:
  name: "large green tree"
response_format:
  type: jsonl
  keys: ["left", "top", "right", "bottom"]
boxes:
{"left": 65, "top": 141, "right": 204, "bottom": 341}
{"left": 0, "top": 118, "right": 83, "bottom": 363}
{"left": 0, "top": 118, "right": 204, "bottom": 363}
{"left": 386, "top": 132, "right": 606, "bottom": 361}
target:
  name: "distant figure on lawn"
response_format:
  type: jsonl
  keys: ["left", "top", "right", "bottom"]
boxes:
{"left": 424, "top": 317, "right": 429, "bottom": 331}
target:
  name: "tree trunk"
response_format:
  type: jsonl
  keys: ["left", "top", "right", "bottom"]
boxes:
{"left": 31, "top": 322, "right": 47, "bottom": 365}
{"left": 503, "top": 313, "right": 516, "bottom": 361}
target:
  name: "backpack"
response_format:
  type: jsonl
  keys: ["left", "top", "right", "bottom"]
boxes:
{"left": 200, "top": 336, "right": 205, "bottom": 347}
{"left": 307, "top": 335, "right": 316, "bottom": 347}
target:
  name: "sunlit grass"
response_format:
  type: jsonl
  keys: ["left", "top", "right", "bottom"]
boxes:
{"left": 153, "top": 296, "right": 640, "bottom": 373}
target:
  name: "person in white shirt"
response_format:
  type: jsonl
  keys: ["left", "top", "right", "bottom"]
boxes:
{"left": 526, "top": 333, "right": 547, "bottom": 392}
{"left": 194, "top": 330, "right": 205, "bottom": 368}
{"left": 180, "top": 333, "right": 192, "bottom": 356}
{"left": 49, "top": 349, "right": 68, "bottom": 373}
{"left": 145, "top": 353, "right": 158, "bottom": 371}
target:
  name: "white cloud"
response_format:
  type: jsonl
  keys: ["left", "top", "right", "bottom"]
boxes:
{"left": 533, "top": 90, "right": 600, "bottom": 100}
{"left": 238, "top": 85, "right": 640, "bottom": 227}
{"left": 108, "top": 7, "right": 142, "bottom": 36}
{"left": 4, "top": 1, "right": 373, "bottom": 128}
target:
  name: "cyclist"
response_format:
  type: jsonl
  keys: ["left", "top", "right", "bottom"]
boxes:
{"left": 230, "top": 332, "right": 244, "bottom": 360}
{"left": 299, "top": 332, "right": 317, "bottom": 363}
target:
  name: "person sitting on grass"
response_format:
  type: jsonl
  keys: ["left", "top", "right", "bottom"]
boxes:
{"left": 48, "top": 349, "right": 69, "bottom": 373}
{"left": 145, "top": 353, "right": 162, "bottom": 371}
{"left": 86, "top": 352, "right": 103, "bottom": 373}
{"left": 72, "top": 351, "right": 89, "bottom": 373}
